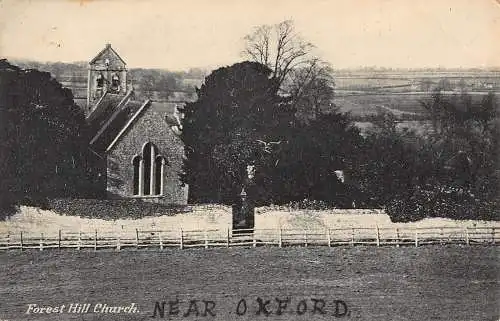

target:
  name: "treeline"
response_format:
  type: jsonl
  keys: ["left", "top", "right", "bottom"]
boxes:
{"left": 349, "top": 113, "right": 431, "bottom": 122}
{"left": 181, "top": 61, "right": 499, "bottom": 222}
{"left": 128, "top": 68, "right": 198, "bottom": 101}
{"left": 9, "top": 59, "right": 204, "bottom": 101}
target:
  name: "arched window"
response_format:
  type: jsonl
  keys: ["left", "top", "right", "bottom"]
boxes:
{"left": 96, "top": 73, "right": 104, "bottom": 88}
{"left": 133, "top": 142, "right": 164, "bottom": 196}
{"left": 111, "top": 73, "right": 120, "bottom": 92}
{"left": 155, "top": 156, "right": 166, "bottom": 195}
{"left": 132, "top": 155, "right": 142, "bottom": 195}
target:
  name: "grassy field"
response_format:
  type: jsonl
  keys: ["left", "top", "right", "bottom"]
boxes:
{"left": 334, "top": 92, "right": 497, "bottom": 118}
{"left": 0, "top": 246, "right": 498, "bottom": 321}
{"left": 334, "top": 93, "right": 431, "bottom": 116}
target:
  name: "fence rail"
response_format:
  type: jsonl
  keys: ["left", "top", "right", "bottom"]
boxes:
{"left": 0, "top": 226, "right": 497, "bottom": 251}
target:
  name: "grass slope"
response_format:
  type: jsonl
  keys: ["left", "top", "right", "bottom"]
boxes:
{"left": 0, "top": 246, "right": 497, "bottom": 321}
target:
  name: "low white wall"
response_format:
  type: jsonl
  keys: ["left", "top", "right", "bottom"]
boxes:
{"left": 0, "top": 205, "right": 498, "bottom": 239}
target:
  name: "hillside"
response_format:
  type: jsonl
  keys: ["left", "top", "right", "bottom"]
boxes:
{"left": 6, "top": 59, "right": 500, "bottom": 121}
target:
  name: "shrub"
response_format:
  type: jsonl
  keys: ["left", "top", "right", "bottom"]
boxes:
{"left": 47, "top": 198, "right": 189, "bottom": 220}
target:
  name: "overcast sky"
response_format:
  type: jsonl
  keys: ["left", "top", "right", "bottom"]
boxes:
{"left": 0, "top": 0, "right": 499, "bottom": 70}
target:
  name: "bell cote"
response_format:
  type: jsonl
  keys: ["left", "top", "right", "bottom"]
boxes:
{"left": 86, "top": 43, "right": 128, "bottom": 112}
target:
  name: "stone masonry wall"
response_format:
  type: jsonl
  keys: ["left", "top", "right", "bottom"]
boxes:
{"left": 106, "top": 102, "right": 187, "bottom": 204}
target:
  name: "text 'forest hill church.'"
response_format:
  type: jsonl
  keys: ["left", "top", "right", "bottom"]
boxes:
{"left": 80, "top": 44, "right": 188, "bottom": 204}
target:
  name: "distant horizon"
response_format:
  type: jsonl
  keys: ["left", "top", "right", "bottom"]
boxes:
{"left": 5, "top": 56, "right": 500, "bottom": 74}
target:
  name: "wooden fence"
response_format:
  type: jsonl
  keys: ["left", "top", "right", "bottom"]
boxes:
{"left": 0, "top": 226, "right": 498, "bottom": 251}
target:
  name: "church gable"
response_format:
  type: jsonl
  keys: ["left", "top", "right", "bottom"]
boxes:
{"left": 90, "top": 43, "right": 126, "bottom": 69}
{"left": 106, "top": 102, "right": 187, "bottom": 204}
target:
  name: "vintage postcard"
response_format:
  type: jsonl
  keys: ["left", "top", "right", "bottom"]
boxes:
{"left": 0, "top": 0, "right": 498, "bottom": 320}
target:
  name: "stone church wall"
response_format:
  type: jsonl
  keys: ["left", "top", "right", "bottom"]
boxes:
{"left": 106, "top": 104, "right": 187, "bottom": 204}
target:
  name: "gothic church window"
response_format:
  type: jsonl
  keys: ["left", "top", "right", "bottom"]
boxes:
{"left": 155, "top": 156, "right": 166, "bottom": 195}
{"left": 133, "top": 142, "right": 165, "bottom": 196}
{"left": 132, "top": 156, "right": 141, "bottom": 195}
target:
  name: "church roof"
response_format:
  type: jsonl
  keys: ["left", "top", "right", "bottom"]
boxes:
{"left": 105, "top": 100, "right": 152, "bottom": 152}
{"left": 89, "top": 94, "right": 148, "bottom": 153}
{"left": 87, "top": 92, "right": 128, "bottom": 132}
{"left": 105, "top": 101, "right": 181, "bottom": 152}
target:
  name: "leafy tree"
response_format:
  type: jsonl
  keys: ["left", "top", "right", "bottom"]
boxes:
{"left": 156, "top": 74, "right": 177, "bottom": 100}
{"left": 422, "top": 91, "right": 498, "bottom": 218}
{"left": 255, "top": 112, "right": 363, "bottom": 207}
{"left": 0, "top": 60, "right": 91, "bottom": 218}
{"left": 359, "top": 91, "right": 499, "bottom": 222}
{"left": 347, "top": 112, "right": 428, "bottom": 211}
{"left": 180, "top": 61, "right": 293, "bottom": 203}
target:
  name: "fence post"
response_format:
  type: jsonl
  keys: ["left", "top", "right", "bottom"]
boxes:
{"left": 7, "top": 233, "right": 10, "bottom": 249}
{"left": 415, "top": 230, "right": 418, "bottom": 247}
{"left": 179, "top": 229, "right": 184, "bottom": 250}
{"left": 351, "top": 228, "right": 355, "bottom": 247}
{"left": 279, "top": 228, "right": 283, "bottom": 248}
{"left": 395, "top": 228, "right": 400, "bottom": 247}
{"left": 226, "top": 228, "right": 230, "bottom": 248}
{"left": 327, "top": 229, "right": 331, "bottom": 247}
{"left": 78, "top": 231, "right": 82, "bottom": 251}
{"left": 159, "top": 232, "right": 163, "bottom": 250}
{"left": 94, "top": 230, "right": 97, "bottom": 251}
{"left": 39, "top": 233, "right": 43, "bottom": 251}
{"left": 116, "top": 233, "right": 121, "bottom": 251}
{"left": 252, "top": 231, "right": 257, "bottom": 248}
{"left": 304, "top": 230, "right": 308, "bottom": 247}
{"left": 492, "top": 227, "right": 496, "bottom": 245}
{"left": 376, "top": 226, "right": 380, "bottom": 247}
{"left": 58, "top": 230, "right": 61, "bottom": 250}
{"left": 204, "top": 229, "right": 208, "bottom": 249}
{"left": 20, "top": 231, "right": 23, "bottom": 251}
{"left": 465, "top": 227, "right": 470, "bottom": 246}
{"left": 135, "top": 229, "right": 139, "bottom": 249}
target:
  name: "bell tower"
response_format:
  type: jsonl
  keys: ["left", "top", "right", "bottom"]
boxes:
{"left": 86, "top": 43, "right": 128, "bottom": 114}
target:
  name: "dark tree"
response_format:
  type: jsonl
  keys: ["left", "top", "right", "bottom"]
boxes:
{"left": 180, "top": 61, "right": 293, "bottom": 204}
{"left": 356, "top": 92, "right": 499, "bottom": 222}
{"left": 347, "top": 112, "right": 428, "bottom": 213}
{"left": 255, "top": 112, "right": 362, "bottom": 207}
{"left": 0, "top": 60, "right": 90, "bottom": 218}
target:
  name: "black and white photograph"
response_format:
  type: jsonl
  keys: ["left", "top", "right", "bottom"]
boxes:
{"left": 0, "top": 0, "right": 498, "bottom": 320}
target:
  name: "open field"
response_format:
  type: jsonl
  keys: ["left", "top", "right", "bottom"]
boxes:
{"left": 334, "top": 91, "right": 499, "bottom": 118}
{"left": 334, "top": 93, "right": 430, "bottom": 116}
{"left": 0, "top": 246, "right": 498, "bottom": 321}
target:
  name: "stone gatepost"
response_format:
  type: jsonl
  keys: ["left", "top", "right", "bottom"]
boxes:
{"left": 232, "top": 165, "right": 256, "bottom": 234}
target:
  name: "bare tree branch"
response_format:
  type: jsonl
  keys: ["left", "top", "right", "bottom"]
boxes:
{"left": 243, "top": 19, "right": 335, "bottom": 120}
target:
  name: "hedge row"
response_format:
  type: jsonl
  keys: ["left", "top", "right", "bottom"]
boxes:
{"left": 47, "top": 198, "right": 189, "bottom": 220}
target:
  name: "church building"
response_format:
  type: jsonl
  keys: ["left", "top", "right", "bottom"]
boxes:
{"left": 84, "top": 44, "right": 188, "bottom": 204}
